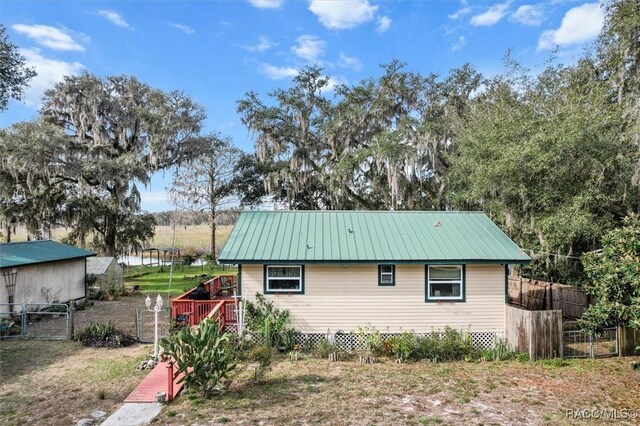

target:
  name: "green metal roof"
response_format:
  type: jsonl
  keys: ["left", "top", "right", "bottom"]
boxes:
{"left": 218, "top": 211, "right": 530, "bottom": 264}
{"left": 0, "top": 240, "right": 95, "bottom": 268}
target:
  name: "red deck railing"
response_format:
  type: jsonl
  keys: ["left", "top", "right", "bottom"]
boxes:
{"left": 171, "top": 275, "right": 237, "bottom": 327}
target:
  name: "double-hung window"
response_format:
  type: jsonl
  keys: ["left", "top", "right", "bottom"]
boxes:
{"left": 378, "top": 265, "right": 395, "bottom": 286}
{"left": 264, "top": 265, "right": 304, "bottom": 293}
{"left": 426, "top": 265, "right": 464, "bottom": 302}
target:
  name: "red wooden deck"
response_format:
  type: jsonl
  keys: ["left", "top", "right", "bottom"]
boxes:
{"left": 124, "top": 361, "right": 184, "bottom": 403}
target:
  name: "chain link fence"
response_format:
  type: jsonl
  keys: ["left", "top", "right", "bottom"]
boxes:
{"left": 1, "top": 303, "right": 71, "bottom": 340}
{"left": 563, "top": 321, "right": 618, "bottom": 358}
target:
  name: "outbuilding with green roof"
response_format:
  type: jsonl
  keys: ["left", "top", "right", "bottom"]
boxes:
{"left": 219, "top": 210, "right": 530, "bottom": 342}
{"left": 1, "top": 240, "right": 95, "bottom": 310}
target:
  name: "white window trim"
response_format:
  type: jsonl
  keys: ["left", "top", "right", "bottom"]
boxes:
{"left": 265, "top": 265, "right": 303, "bottom": 293}
{"left": 378, "top": 264, "right": 395, "bottom": 285}
{"left": 427, "top": 265, "right": 464, "bottom": 301}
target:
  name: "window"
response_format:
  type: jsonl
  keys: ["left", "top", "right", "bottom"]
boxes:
{"left": 264, "top": 265, "right": 304, "bottom": 293}
{"left": 426, "top": 265, "right": 464, "bottom": 302}
{"left": 378, "top": 265, "right": 395, "bottom": 286}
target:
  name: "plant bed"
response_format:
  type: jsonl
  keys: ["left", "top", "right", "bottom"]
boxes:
{"left": 75, "top": 322, "right": 137, "bottom": 348}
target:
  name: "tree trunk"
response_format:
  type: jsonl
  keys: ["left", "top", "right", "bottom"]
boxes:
{"left": 104, "top": 215, "right": 118, "bottom": 257}
{"left": 210, "top": 209, "right": 216, "bottom": 259}
{"left": 4, "top": 224, "right": 10, "bottom": 243}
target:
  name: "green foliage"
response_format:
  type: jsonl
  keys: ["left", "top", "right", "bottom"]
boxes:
{"left": 244, "top": 293, "right": 296, "bottom": 349}
{"left": 379, "top": 328, "right": 478, "bottom": 362}
{"left": 250, "top": 345, "right": 273, "bottom": 382}
{"left": 75, "top": 322, "right": 136, "bottom": 348}
{"left": 182, "top": 254, "right": 196, "bottom": 266}
{"left": 415, "top": 327, "right": 477, "bottom": 362}
{"left": 579, "top": 215, "right": 640, "bottom": 333}
{"left": 161, "top": 318, "right": 236, "bottom": 398}
{"left": 0, "top": 24, "right": 36, "bottom": 111}
{"left": 313, "top": 339, "right": 340, "bottom": 359}
{"left": 1, "top": 73, "right": 206, "bottom": 254}
{"left": 479, "top": 338, "right": 514, "bottom": 361}
{"left": 386, "top": 332, "right": 417, "bottom": 361}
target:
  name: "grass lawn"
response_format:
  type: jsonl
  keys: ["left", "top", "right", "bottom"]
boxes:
{"left": 0, "top": 340, "right": 149, "bottom": 426}
{"left": 124, "top": 265, "right": 237, "bottom": 297}
{"left": 156, "top": 355, "right": 640, "bottom": 425}
{"left": 10, "top": 224, "right": 233, "bottom": 253}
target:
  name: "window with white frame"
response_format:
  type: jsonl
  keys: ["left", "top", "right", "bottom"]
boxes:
{"left": 427, "top": 265, "right": 464, "bottom": 301}
{"left": 378, "top": 265, "right": 395, "bottom": 286}
{"left": 265, "top": 265, "right": 303, "bottom": 293}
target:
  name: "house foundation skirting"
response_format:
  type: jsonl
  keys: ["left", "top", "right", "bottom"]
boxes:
{"left": 223, "top": 326, "right": 502, "bottom": 351}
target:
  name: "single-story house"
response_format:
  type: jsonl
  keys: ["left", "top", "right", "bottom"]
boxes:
{"left": 86, "top": 256, "right": 123, "bottom": 298}
{"left": 218, "top": 211, "right": 530, "bottom": 343}
{"left": 0, "top": 240, "right": 95, "bottom": 311}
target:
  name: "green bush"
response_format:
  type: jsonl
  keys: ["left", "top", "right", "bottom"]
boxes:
{"left": 161, "top": 318, "right": 236, "bottom": 398}
{"left": 182, "top": 254, "right": 196, "bottom": 266}
{"left": 387, "top": 332, "right": 417, "bottom": 361}
{"left": 250, "top": 345, "right": 273, "bottom": 382}
{"left": 75, "top": 321, "right": 136, "bottom": 348}
{"left": 313, "top": 339, "right": 339, "bottom": 359}
{"left": 244, "top": 293, "right": 296, "bottom": 349}
{"left": 382, "top": 327, "right": 477, "bottom": 362}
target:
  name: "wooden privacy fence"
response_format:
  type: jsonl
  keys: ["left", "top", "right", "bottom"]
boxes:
{"left": 505, "top": 305, "right": 563, "bottom": 360}
{"left": 508, "top": 276, "right": 589, "bottom": 319}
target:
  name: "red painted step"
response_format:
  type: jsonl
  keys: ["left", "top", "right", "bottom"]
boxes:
{"left": 125, "top": 361, "right": 184, "bottom": 403}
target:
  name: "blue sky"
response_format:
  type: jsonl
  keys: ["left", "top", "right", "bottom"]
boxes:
{"left": 1, "top": 0, "right": 605, "bottom": 211}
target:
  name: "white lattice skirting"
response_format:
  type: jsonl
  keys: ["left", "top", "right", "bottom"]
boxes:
{"left": 224, "top": 326, "right": 503, "bottom": 351}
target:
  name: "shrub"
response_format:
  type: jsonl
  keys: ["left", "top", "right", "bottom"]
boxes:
{"left": 244, "top": 293, "right": 296, "bottom": 349}
{"left": 182, "top": 254, "right": 196, "bottom": 266}
{"left": 313, "top": 339, "right": 339, "bottom": 359}
{"left": 161, "top": 318, "right": 236, "bottom": 398}
{"left": 75, "top": 322, "right": 136, "bottom": 348}
{"left": 387, "top": 332, "right": 417, "bottom": 361}
{"left": 250, "top": 345, "right": 273, "bottom": 382}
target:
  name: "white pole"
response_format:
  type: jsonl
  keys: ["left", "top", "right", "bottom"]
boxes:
{"left": 154, "top": 306, "right": 159, "bottom": 359}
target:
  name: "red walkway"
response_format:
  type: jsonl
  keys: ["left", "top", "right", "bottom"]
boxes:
{"left": 125, "top": 361, "right": 184, "bottom": 403}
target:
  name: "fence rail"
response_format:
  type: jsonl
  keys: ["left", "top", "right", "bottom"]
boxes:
{"left": 562, "top": 322, "right": 618, "bottom": 358}
{"left": 1, "top": 303, "right": 71, "bottom": 340}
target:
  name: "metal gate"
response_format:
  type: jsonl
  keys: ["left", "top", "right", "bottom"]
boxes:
{"left": 563, "top": 321, "right": 618, "bottom": 358}
{"left": 135, "top": 307, "right": 170, "bottom": 343}
{"left": 0, "top": 303, "right": 71, "bottom": 340}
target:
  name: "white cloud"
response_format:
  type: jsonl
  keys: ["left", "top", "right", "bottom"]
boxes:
{"left": 449, "top": 0, "right": 471, "bottom": 20}
{"left": 248, "top": 0, "right": 284, "bottom": 9}
{"left": 376, "top": 16, "right": 392, "bottom": 32}
{"left": 510, "top": 4, "right": 544, "bottom": 26}
{"left": 97, "top": 9, "right": 130, "bottom": 28}
{"left": 19, "top": 48, "right": 84, "bottom": 106}
{"left": 470, "top": 1, "right": 511, "bottom": 26}
{"left": 12, "top": 24, "right": 84, "bottom": 51}
{"left": 170, "top": 23, "right": 195, "bottom": 34}
{"left": 259, "top": 63, "right": 299, "bottom": 80}
{"left": 291, "top": 35, "right": 325, "bottom": 61}
{"left": 309, "top": 0, "right": 377, "bottom": 30}
{"left": 323, "top": 75, "right": 347, "bottom": 93}
{"left": 538, "top": 2, "right": 603, "bottom": 51}
{"left": 338, "top": 52, "right": 362, "bottom": 70}
{"left": 245, "top": 35, "right": 276, "bottom": 52}
{"left": 451, "top": 35, "right": 466, "bottom": 52}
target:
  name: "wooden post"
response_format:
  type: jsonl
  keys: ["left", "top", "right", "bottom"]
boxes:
{"left": 167, "top": 361, "right": 174, "bottom": 402}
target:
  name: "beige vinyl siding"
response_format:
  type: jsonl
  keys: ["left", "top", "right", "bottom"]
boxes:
{"left": 241, "top": 264, "right": 505, "bottom": 333}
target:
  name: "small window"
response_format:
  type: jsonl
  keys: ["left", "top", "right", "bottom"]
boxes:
{"left": 265, "top": 265, "right": 303, "bottom": 293}
{"left": 426, "top": 265, "right": 464, "bottom": 302}
{"left": 378, "top": 265, "right": 395, "bottom": 286}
